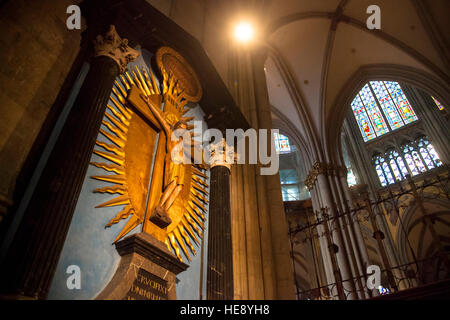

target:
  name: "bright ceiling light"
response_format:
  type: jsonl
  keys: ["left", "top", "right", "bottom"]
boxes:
{"left": 234, "top": 22, "right": 254, "bottom": 43}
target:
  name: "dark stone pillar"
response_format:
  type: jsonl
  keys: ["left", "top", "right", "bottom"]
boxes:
{"left": 207, "top": 164, "right": 234, "bottom": 300}
{"left": 0, "top": 26, "right": 138, "bottom": 299}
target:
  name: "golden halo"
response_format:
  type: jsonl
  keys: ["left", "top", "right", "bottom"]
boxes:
{"left": 156, "top": 47, "right": 203, "bottom": 103}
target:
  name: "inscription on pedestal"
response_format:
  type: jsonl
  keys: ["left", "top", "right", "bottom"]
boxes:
{"left": 124, "top": 268, "right": 168, "bottom": 300}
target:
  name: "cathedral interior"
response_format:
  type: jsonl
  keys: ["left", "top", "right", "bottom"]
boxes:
{"left": 0, "top": 0, "right": 449, "bottom": 301}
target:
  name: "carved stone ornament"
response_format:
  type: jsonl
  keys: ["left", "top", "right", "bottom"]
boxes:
{"left": 304, "top": 161, "right": 328, "bottom": 190}
{"left": 93, "top": 25, "right": 140, "bottom": 74}
{"left": 207, "top": 138, "right": 235, "bottom": 170}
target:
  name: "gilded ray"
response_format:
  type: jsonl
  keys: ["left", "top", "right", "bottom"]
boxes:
{"left": 135, "top": 67, "right": 151, "bottom": 96}
{"left": 94, "top": 185, "right": 126, "bottom": 195}
{"left": 132, "top": 70, "right": 145, "bottom": 93}
{"left": 113, "top": 215, "right": 141, "bottom": 244}
{"left": 105, "top": 112, "right": 128, "bottom": 133}
{"left": 192, "top": 175, "right": 208, "bottom": 188}
{"left": 168, "top": 232, "right": 182, "bottom": 262}
{"left": 187, "top": 206, "right": 205, "bottom": 229}
{"left": 107, "top": 105, "right": 130, "bottom": 127}
{"left": 102, "top": 119, "right": 127, "bottom": 141}
{"left": 90, "top": 162, "right": 124, "bottom": 175}
{"left": 173, "top": 228, "right": 190, "bottom": 261}
{"left": 194, "top": 164, "right": 207, "bottom": 170}
{"left": 143, "top": 69, "right": 155, "bottom": 95}
{"left": 192, "top": 167, "right": 208, "bottom": 179}
{"left": 178, "top": 224, "right": 196, "bottom": 255}
{"left": 93, "top": 150, "right": 124, "bottom": 166}
{"left": 91, "top": 174, "right": 126, "bottom": 185}
{"left": 119, "top": 75, "right": 131, "bottom": 91}
{"left": 126, "top": 72, "right": 136, "bottom": 88}
{"left": 99, "top": 129, "right": 125, "bottom": 148}
{"left": 191, "top": 189, "right": 208, "bottom": 204}
{"left": 149, "top": 70, "right": 160, "bottom": 95}
{"left": 181, "top": 218, "right": 199, "bottom": 245}
{"left": 114, "top": 80, "right": 127, "bottom": 99}
{"left": 105, "top": 204, "right": 132, "bottom": 227}
{"left": 112, "top": 86, "right": 126, "bottom": 105}
{"left": 188, "top": 201, "right": 205, "bottom": 221}
{"left": 165, "top": 239, "right": 172, "bottom": 252}
{"left": 96, "top": 140, "right": 125, "bottom": 157}
{"left": 95, "top": 194, "right": 130, "bottom": 208}
{"left": 191, "top": 181, "right": 208, "bottom": 195}
{"left": 190, "top": 196, "right": 207, "bottom": 212}
{"left": 111, "top": 96, "right": 131, "bottom": 120}
{"left": 185, "top": 214, "right": 203, "bottom": 236}
{"left": 193, "top": 165, "right": 207, "bottom": 173}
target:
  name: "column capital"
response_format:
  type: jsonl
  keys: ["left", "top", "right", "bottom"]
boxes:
{"left": 208, "top": 138, "right": 235, "bottom": 170}
{"left": 93, "top": 25, "right": 140, "bottom": 74}
{"left": 305, "top": 161, "right": 328, "bottom": 190}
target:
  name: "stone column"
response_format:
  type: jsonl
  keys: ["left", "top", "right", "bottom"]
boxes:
{"left": 306, "top": 162, "right": 358, "bottom": 299}
{"left": 207, "top": 139, "right": 234, "bottom": 300}
{"left": 227, "top": 43, "right": 295, "bottom": 300}
{"left": 0, "top": 26, "right": 139, "bottom": 299}
{"left": 337, "top": 167, "right": 371, "bottom": 298}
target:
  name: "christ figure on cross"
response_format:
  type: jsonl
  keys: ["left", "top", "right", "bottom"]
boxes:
{"left": 140, "top": 93, "right": 188, "bottom": 229}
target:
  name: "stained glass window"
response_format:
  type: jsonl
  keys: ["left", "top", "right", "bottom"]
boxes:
{"left": 384, "top": 82, "right": 418, "bottom": 124}
{"left": 351, "top": 94, "right": 377, "bottom": 142}
{"left": 373, "top": 136, "right": 442, "bottom": 187}
{"left": 374, "top": 155, "right": 388, "bottom": 187}
{"left": 417, "top": 137, "right": 442, "bottom": 169}
{"left": 426, "top": 143, "right": 442, "bottom": 167}
{"left": 359, "top": 84, "right": 389, "bottom": 137}
{"left": 432, "top": 96, "right": 445, "bottom": 111}
{"left": 274, "top": 133, "right": 292, "bottom": 154}
{"left": 370, "top": 81, "right": 405, "bottom": 130}
{"left": 352, "top": 81, "right": 418, "bottom": 142}
{"left": 387, "top": 149, "right": 404, "bottom": 181}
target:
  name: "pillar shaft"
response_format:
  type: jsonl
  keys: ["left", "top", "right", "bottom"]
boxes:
{"left": 207, "top": 165, "right": 234, "bottom": 300}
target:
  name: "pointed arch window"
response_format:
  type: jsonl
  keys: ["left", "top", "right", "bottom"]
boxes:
{"left": 416, "top": 136, "right": 442, "bottom": 169}
{"left": 373, "top": 136, "right": 442, "bottom": 187}
{"left": 351, "top": 81, "right": 418, "bottom": 142}
{"left": 387, "top": 149, "right": 407, "bottom": 181}
{"left": 374, "top": 154, "right": 394, "bottom": 187}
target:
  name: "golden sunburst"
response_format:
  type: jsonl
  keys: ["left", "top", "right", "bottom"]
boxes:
{"left": 90, "top": 53, "right": 208, "bottom": 263}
